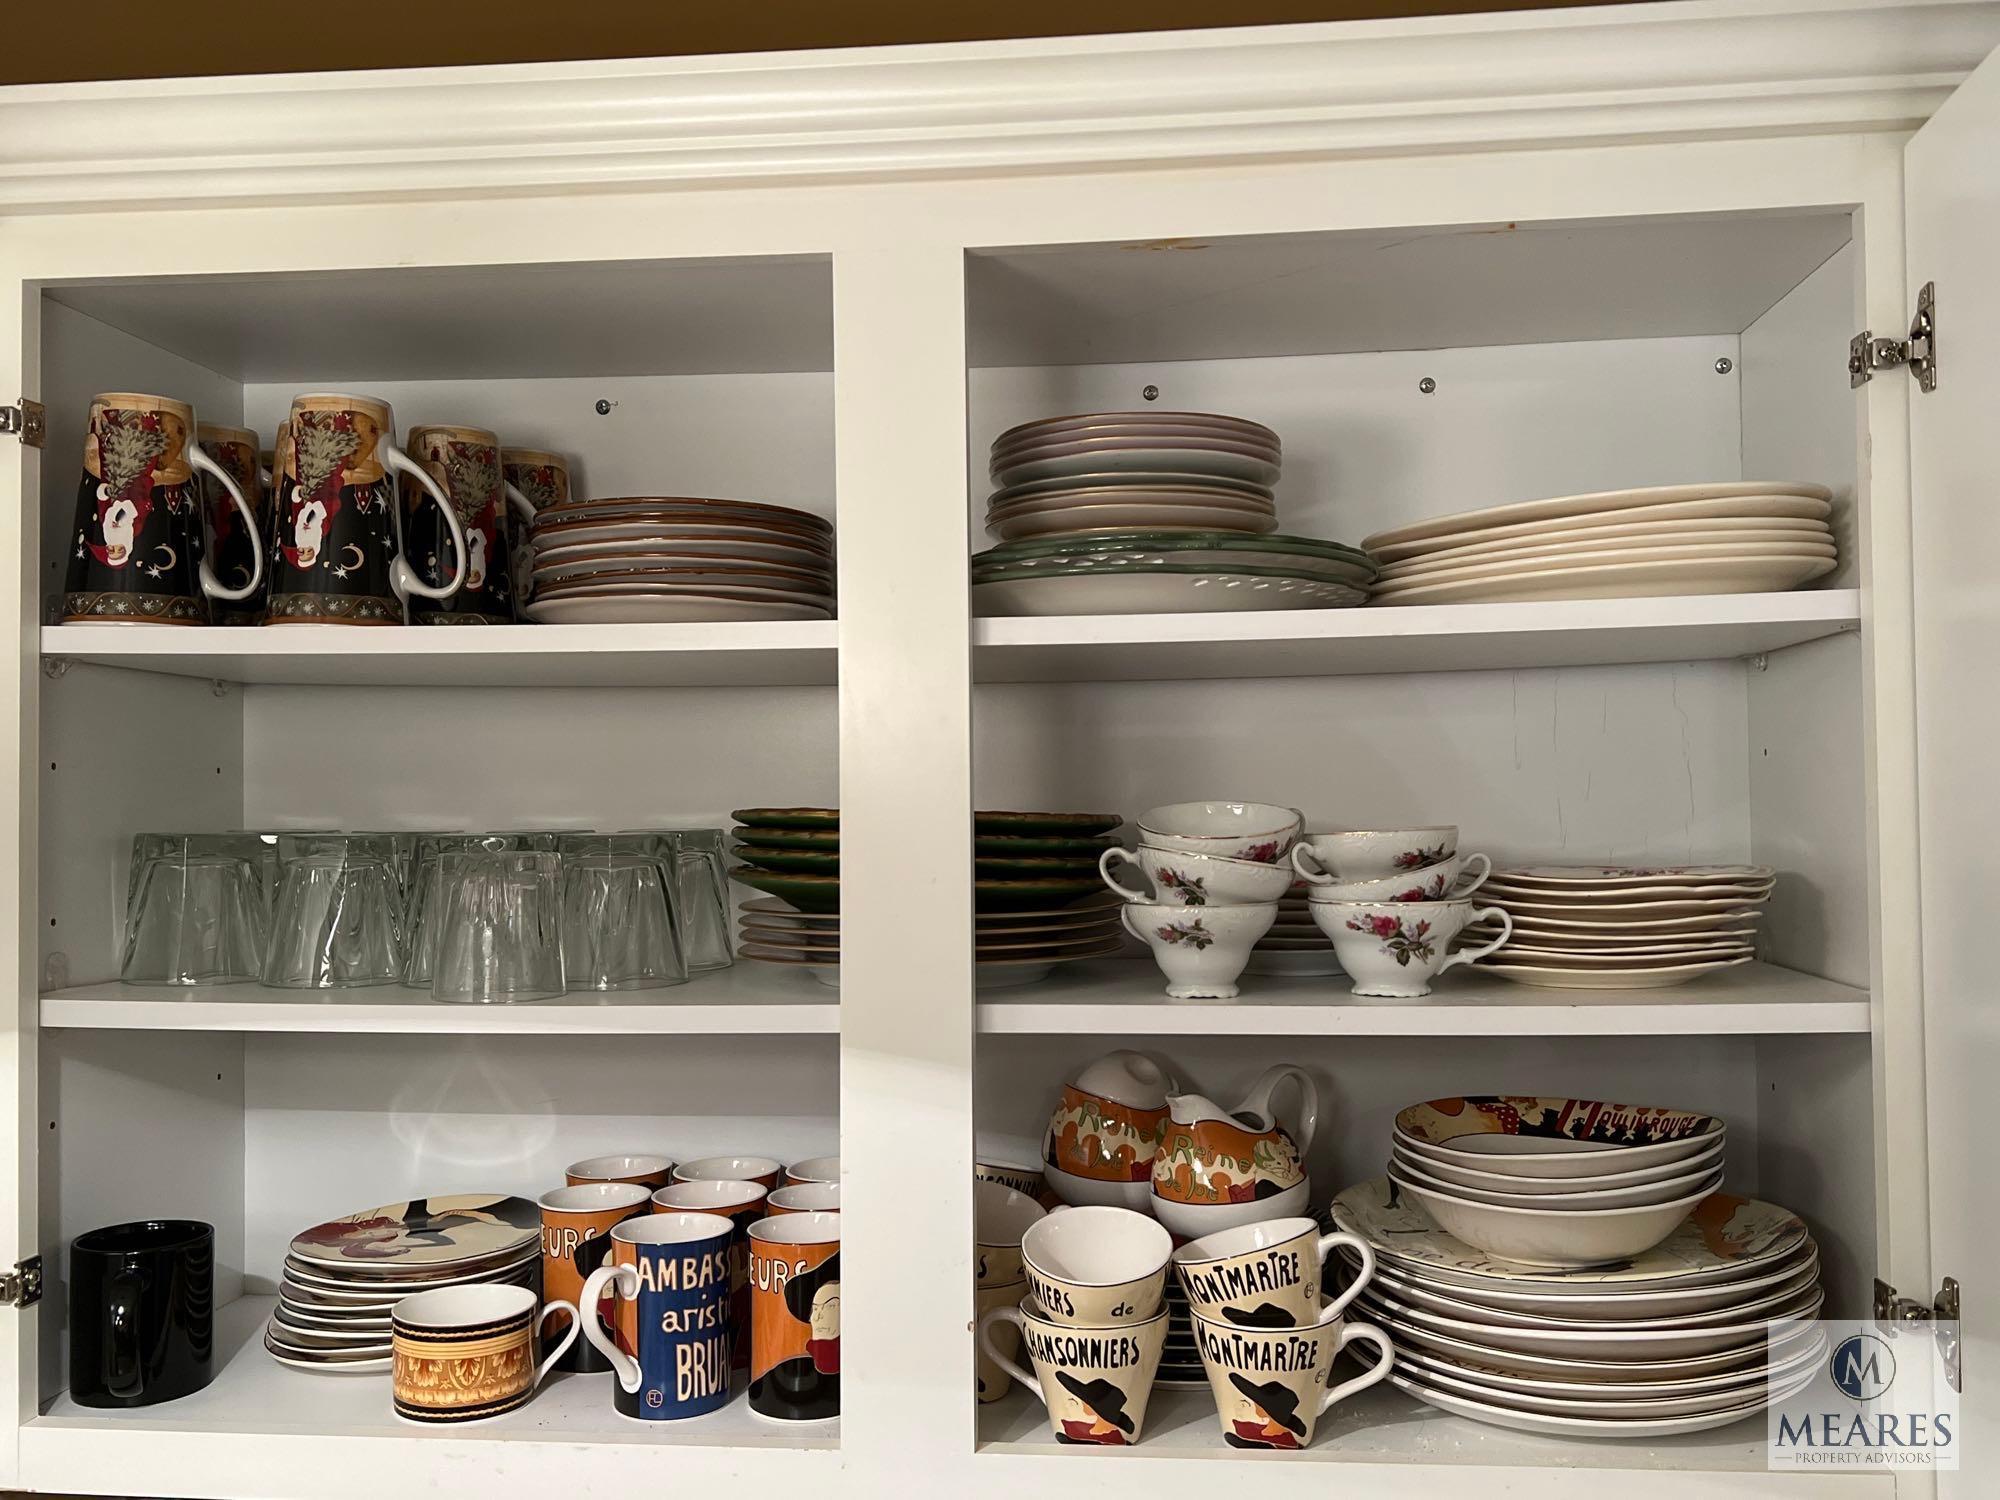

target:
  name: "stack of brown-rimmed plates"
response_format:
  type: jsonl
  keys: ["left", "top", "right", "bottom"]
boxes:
{"left": 1360, "top": 483, "right": 1835, "bottom": 606}
{"left": 1467, "top": 865, "right": 1773, "bottom": 988}
{"left": 266, "top": 1193, "right": 539, "bottom": 1374}
{"left": 985, "top": 412, "right": 1281, "bottom": 541}
{"left": 525, "top": 496, "right": 834, "bottom": 624}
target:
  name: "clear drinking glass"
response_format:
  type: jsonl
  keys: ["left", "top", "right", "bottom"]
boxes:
{"left": 431, "top": 849, "right": 566, "bottom": 1004}
{"left": 403, "top": 833, "right": 522, "bottom": 985}
{"left": 561, "top": 834, "right": 689, "bottom": 992}
{"left": 655, "top": 828, "right": 734, "bottom": 973}
{"left": 120, "top": 836, "right": 269, "bottom": 986}
{"left": 261, "top": 834, "right": 405, "bottom": 989}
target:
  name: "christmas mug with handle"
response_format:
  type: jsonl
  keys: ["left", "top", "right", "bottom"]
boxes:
{"left": 62, "top": 392, "right": 265, "bottom": 624}
{"left": 263, "top": 393, "right": 466, "bottom": 625}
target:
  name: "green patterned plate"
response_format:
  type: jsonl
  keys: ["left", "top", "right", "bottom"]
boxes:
{"left": 734, "top": 829, "right": 841, "bottom": 852}
{"left": 731, "top": 867, "right": 840, "bottom": 912}
{"left": 975, "top": 834, "right": 1116, "bottom": 856}
{"left": 975, "top": 876, "right": 1105, "bottom": 910}
{"left": 735, "top": 849, "right": 839, "bottom": 875}
{"left": 732, "top": 807, "right": 839, "bottom": 830}
{"left": 975, "top": 811, "right": 1123, "bottom": 836}
{"left": 974, "top": 855, "right": 1103, "bottom": 879}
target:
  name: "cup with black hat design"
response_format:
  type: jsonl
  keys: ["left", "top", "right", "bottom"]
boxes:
{"left": 977, "top": 1299, "right": 1170, "bottom": 1446}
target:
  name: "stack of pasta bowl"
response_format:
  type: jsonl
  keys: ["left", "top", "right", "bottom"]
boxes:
{"left": 1331, "top": 1095, "right": 1825, "bottom": 1439}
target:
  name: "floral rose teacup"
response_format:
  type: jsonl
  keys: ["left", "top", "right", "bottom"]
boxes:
{"left": 1136, "top": 802, "right": 1303, "bottom": 864}
{"left": 1309, "top": 898, "right": 1511, "bottom": 997}
{"left": 1297, "top": 851, "right": 1491, "bottom": 902}
{"left": 1120, "top": 901, "right": 1277, "bottom": 1000}
{"left": 1290, "top": 826, "right": 1459, "bottom": 884}
{"left": 1099, "top": 846, "right": 1295, "bottom": 907}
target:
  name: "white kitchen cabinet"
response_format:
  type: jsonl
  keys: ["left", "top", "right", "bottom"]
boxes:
{"left": 0, "top": 1, "right": 1992, "bottom": 1494}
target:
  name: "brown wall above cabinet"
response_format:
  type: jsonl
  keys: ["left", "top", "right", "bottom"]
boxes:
{"left": 6, "top": 0, "right": 1648, "bottom": 84}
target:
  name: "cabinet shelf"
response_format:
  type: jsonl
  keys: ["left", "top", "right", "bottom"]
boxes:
{"left": 39, "top": 621, "right": 839, "bottom": 688}
{"left": 40, "top": 964, "right": 838, "bottom": 1034}
{"left": 972, "top": 590, "right": 1860, "bottom": 683}
{"left": 975, "top": 1386, "right": 1889, "bottom": 1494}
{"left": 23, "top": 1297, "right": 836, "bottom": 1497}
{"left": 978, "top": 959, "right": 1868, "bottom": 1036}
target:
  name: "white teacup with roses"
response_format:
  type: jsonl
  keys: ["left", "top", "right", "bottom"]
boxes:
{"left": 1297, "top": 851, "right": 1492, "bottom": 901}
{"left": 1100, "top": 846, "right": 1296, "bottom": 907}
{"left": 1308, "top": 898, "right": 1512, "bottom": 998}
{"left": 1121, "top": 901, "right": 1278, "bottom": 1000}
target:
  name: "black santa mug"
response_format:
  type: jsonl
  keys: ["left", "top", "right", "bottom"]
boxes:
{"left": 68, "top": 1219, "right": 215, "bottom": 1408}
{"left": 62, "top": 393, "right": 264, "bottom": 624}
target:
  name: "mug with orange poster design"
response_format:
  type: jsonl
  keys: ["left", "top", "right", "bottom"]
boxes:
{"left": 536, "top": 1182, "right": 651, "bottom": 1374}
{"left": 748, "top": 1211, "right": 839, "bottom": 1422}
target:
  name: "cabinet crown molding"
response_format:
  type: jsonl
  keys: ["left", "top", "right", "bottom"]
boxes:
{"left": 1, "top": 0, "right": 1996, "bottom": 212}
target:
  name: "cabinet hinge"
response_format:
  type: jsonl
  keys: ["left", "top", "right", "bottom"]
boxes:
{"left": 0, "top": 1255, "right": 43, "bottom": 1308}
{"left": 1874, "top": 1274, "right": 1960, "bottom": 1392}
{"left": 0, "top": 398, "right": 46, "bottom": 448}
{"left": 1850, "top": 282, "right": 1937, "bottom": 392}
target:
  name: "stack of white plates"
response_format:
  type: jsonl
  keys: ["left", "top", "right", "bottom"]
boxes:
{"left": 1332, "top": 1176, "right": 1825, "bottom": 1438}
{"left": 1388, "top": 1095, "right": 1726, "bottom": 1265}
{"left": 984, "top": 412, "right": 1282, "bottom": 541}
{"left": 266, "top": 1193, "right": 539, "bottom": 1374}
{"left": 1468, "top": 865, "right": 1774, "bottom": 988}
{"left": 525, "top": 496, "right": 834, "bottom": 624}
{"left": 1360, "top": 482, "right": 1836, "bottom": 606}
{"left": 1246, "top": 879, "right": 1344, "bottom": 976}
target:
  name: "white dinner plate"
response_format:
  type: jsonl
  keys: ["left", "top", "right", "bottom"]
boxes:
{"left": 1367, "top": 1262, "right": 1823, "bottom": 1333}
{"left": 1497, "top": 907, "right": 1765, "bottom": 934}
{"left": 1388, "top": 1362, "right": 1819, "bottom": 1437}
{"left": 1484, "top": 881, "right": 1773, "bottom": 904}
{"left": 994, "top": 445, "right": 1282, "bottom": 488}
{"left": 525, "top": 594, "right": 830, "bottom": 624}
{"left": 1395, "top": 1325, "right": 1826, "bottom": 1407}
{"left": 1368, "top": 495, "right": 1839, "bottom": 563}
{"left": 1342, "top": 1244, "right": 1815, "bottom": 1320}
{"left": 1373, "top": 538, "right": 1835, "bottom": 590}
{"left": 1489, "top": 896, "right": 1766, "bottom": 920}
{"left": 263, "top": 1334, "right": 393, "bottom": 1374}
{"left": 1368, "top": 553, "right": 1839, "bottom": 605}
{"left": 973, "top": 571, "right": 1363, "bottom": 615}
{"left": 1466, "top": 922, "right": 1756, "bottom": 948}
{"left": 1478, "top": 954, "right": 1755, "bottom": 987}
{"left": 1478, "top": 941, "right": 1755, "bottom": 964}
{"left": 1360, "top": 1284, "right": 1824, "bottom": 1360}
{"left": 1361, "top": 482, "right": 1833, "bottom": 552}
{"left": 1497, "top": 864, "right": 1776, "bottom": 887}
{"left": 1395, "top": 1336, "right": 1826, "bottom": 1419}
{"left": 1374, "top": 516, "right": 1832, "bottom": 572}
{"left": 1376, "top": 530, "right": 1834, "bottom": 582}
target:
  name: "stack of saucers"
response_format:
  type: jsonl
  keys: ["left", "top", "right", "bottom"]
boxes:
{"left": 985, "top": 412, "right": 1283, "bottom": 540}
{"left": 1157, "top": 1273, "right": 1206, "bottom": 1389}
{"left": 1466, "top": 865, "right": 1773, "bottom": 988}
{"left": 1246, "top": 879, "right": 1344, "bottom": 977}
{"left": 267, "top": 1193, "right": 539, "bottom": 1374}
{"left": 1332, "top": 1173, "right": 1825, "bottom": 1439}
{"left": 970, "top": 531, "right": 1375, "bottom": 616}
{"left": 525, "top": 496, "right": 834, "bottom": 624}
{"left": 1360, "top": 481, "right": 1836, "bottom": 606}
{"left": 730, "top": 808, "right": 1125, "bottom": 987}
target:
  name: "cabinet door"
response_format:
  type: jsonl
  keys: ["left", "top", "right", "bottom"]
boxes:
{"left": 0, "top": 278, "right": 41, "bottom": 1485}
{"left": 1907, "top": 42, "right": 2000, "bottom": 1494}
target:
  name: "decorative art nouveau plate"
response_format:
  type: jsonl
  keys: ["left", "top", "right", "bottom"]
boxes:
{"left": 1331, "top": 1179, "right": 1808, "bottom": 1287}
{"left": 288, "top": 1194, "right": 538, "bottom": 1269}
{"left": 1388, "top": 1363, "right": 1820, "bottom": 1437}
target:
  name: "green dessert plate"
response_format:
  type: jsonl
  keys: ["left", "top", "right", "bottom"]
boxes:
{"left": 974, "top": 855, "right": 1104, "bottom": 879}
{"left": 735, "top": 849, "right": 840, "bottom": 875}
{"left": 731, "top": 807, "right": 840, "bottom": 830}
{"left": 973, "top": 834, "right": 1118, "bottom": 856}
{"left": 734, "top": 829, "right": 841, "bottom": 852}
{"left": 974, "top": 876, "right": 1106, "bottom": 911}
{"left": 731, "top": 867, "right": 840, "bottom": 913}
{"left": 974, "top": 811, "right": 1123, "bottom": 836}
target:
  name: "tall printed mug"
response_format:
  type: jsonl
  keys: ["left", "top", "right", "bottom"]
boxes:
{"left": 581, "top": 1213, "right": 736, "bottom": 1421}
{"left": 405, "top": 424, "right": 536, "bottom": 626}
{"left": 264, "top": 393, "right": 466, "bottom": 625}
{"left": 748, "top": 1211, "right": 840, "bottom": 1422}
{"left": 63, "top": 393, "right": 264, "bottom": 624}
{"left": 537, "top": 1182, "right": 651, "bottom": 1374}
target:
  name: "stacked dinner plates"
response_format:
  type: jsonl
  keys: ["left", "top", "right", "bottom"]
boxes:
{"left": 1158, "top": 1272, "right": 1207, "bottom": 1389}
{"left": 268, "top": 1193, "right": 539, "bottom": 1373}
{"left": 970, "top": 531, "right": 1375, "bottom": 617}
{"left": 985, "top": 412, "right": 1283, "bottom": 541}
{"left": 525, "top": 496, "right": 834, "bottom": 624}
{"left": 729, "top": 808, "right": 1126, "bottom": 987}
{"left": 1360, "top": 482, "right": 1836, "bottom": 606}
{"left": 1332, "top": 1177, "right": 1826, "bottom": 1439}
{"left": 1245, "top": 879, "right": 1344, "bottom": 977}
{"left": 1468, "top": 865, "right": 1774, "bottom": 989}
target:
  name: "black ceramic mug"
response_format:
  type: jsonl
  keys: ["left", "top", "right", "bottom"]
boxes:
{"left": 69, "top": 1219, "right": 216, "bottom": 1408}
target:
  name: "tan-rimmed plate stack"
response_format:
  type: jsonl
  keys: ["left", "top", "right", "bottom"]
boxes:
{"left": 525, "top": 496, "right": 834, "bottom": 624}
{"left": 1245, "top": 878, "right": 1345, "bottom": 976}
{"left": 1328, "top": 1177, "right": 1827, "bottom": 1439}
{"left": 1466, "top": 865, "right": 1774, "bottom": 988}
{"left": 266, "top": 1193, "right": 539, "bottom": 1374}
{"left": 984, "top": 412, "right": 1283, "bottom": 541}
{"left": 1360, "top": 482, "right": 1837, "bottom": 606}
